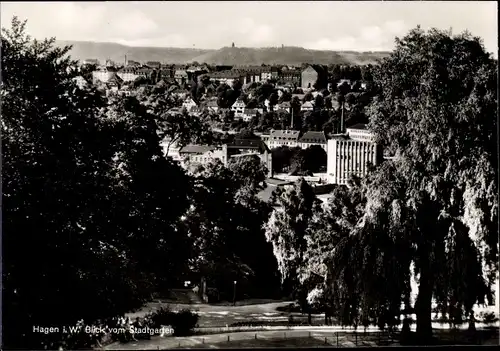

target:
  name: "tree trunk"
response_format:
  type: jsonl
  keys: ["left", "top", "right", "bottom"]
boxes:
{"left": 467, "top": 310, "right": 476, "bottom": 332}
{"left": 415, "top": 267, "right": 433, "bottom": 344}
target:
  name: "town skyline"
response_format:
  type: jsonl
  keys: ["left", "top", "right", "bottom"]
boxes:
{"left": 1, "top": 1, "right": 497, "bottom": 55}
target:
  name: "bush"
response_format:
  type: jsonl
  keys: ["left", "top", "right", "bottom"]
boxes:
{"left": 170, "top": 309, "right": 199, "bottom": 336}
{"left": 150, "top": 306, "right": 173, "bottom": 328}
{"left": 482, "top": 312, "right": 499, "bottom": 325}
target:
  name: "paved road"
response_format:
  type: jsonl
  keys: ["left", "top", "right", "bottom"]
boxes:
{"left": 103, "top": 329, "right": 386, "bottom": 350}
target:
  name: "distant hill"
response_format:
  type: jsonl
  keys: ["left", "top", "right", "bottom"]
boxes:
{"left": 190, "top": 46, "right": 390, "bottom": 66}
{"left": 56, "top": 41, "right": 390, "bottom": 66}
{"left": 55, "top": 40, "right": 213, "bottom": 64}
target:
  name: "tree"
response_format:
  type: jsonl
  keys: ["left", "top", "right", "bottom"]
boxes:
{"left": 269, "top": 92, "right": 279, "bottom": 109}
{"left": 2, "top": 17, "right": 191, "bottom": 349}
{"left": 271, "top": 146, "right": 297, "bottom": 173}
{"left": 148, "top": 92, "right": 213, "bottom": 156}
{"left": 290, "top": 149, "right": 312, "bottom": 176}
{"left": 334, "top": 26, "right": 498, "bottom": 342}
{"left": 227, "top": 154, "right": 268, "bottom": 194}
{"left": 182, "top": 159, "right": 277, "bottom": 300}
{"left": 236, "top": 127, "right": 259, "bottom": 140}
{"left": 264, "top": 179, "right": 321, "bottom": 317}
{"left": 314, "top": 94, "right": 324, "bottom": 111}
{"left": 304, "top": 145, "right": 327, "bottom": 173}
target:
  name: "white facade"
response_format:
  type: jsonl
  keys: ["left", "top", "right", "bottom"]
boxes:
{"left": 231, "top": 99, "right": 246, "bottom": 118}
{"left": 326, "top": 135, "right": 378, "bottom": 185}
{"left": 266, "top": 130, "right": 300, "bottom": 149}
{"left": 92, "top": 69, "right": 113, "bottom": 83}
{"left": 346, "top": 127, "right": 375, "bottom": 142}
{"left": 117, "top": 70, "right": 139, "bottom": 82}
{"left": 300, "top": 142, "right": 327, "bottom": 152}
{"left": 184, "top": 148, "right": 226, "bottom": 166}
{"left": 301, "top": 101, "right": 314, "bottom": 111}
{"left": 182, "top": 98, "right": 198, "bottom": 111}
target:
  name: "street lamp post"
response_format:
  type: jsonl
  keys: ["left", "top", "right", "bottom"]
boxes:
{"left": 233, "top": 281, "right": 237, "bottom": 306}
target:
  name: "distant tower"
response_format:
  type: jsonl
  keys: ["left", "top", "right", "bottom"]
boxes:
{"left": 124, "top": 54, "right": 127, "bottom": 66}
{"left": 232, "top": 42, "right": 235, "bottom": 48}
{"left": 282, "top": 44, "right": 284, "bottom": 49}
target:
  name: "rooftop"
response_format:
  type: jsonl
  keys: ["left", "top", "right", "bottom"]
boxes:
{"left": 266, "top": 178, "right": 295, "bottom": 186}
{"left": 329, "top": 134, "right": 350, "bottom": 141}
{"left": 227, "top": 138, "right": 269, "bottom": 152}
{"left": 179, "top": 145, "right": 217, "bottom": 154}
{"left": 269, "top": 129, "right": 300, "bottom": 139}
{"left": 299, "top": 131, "right": 326, "bottom": 143}
{"left": 347, "top": 123, "right": 368, "bottom": 130}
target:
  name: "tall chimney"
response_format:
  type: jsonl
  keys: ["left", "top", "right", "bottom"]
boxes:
{"left": 125, "top": 54, "right": 127, "bottom": 66}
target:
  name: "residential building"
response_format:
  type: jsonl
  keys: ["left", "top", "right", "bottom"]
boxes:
{"left": 126, "top": 60, "right": 141, "bottom": 67}
{"left": 301, "top": 101, "right": 314, "bottom": 112}
{"left": 267, "top": 129, "right": 300, "bottom": 149}
{"left": 261, "top": 68, "right": 272, "bottom": 81}
{"left": 136, "top": 68, "right": 153, "bottom": 79}
{"left": 270, "top": 67, "right": 279, "bottom": 80}
{"left": 301, "top": 65, "right": 318, "bottom": 89}
{"left": 179, "top": 145, "right": 226, "bottom": 166}
{"left": 260, "top": 133, "right": 270, "bottom": 144}
{"left": 146, "top": 61, "right": 161, "bottom": 69}
{"left": 279, "top": 69, "right": 301, "bottom": 86}
{"left": 117, "top": 67, "right": 139, "bottom": 82}
{"left": 275, "top": 101, "right": 291, "bottom": 113}
{"left": 243, "top": 69, "right": 261, "bottom": 84}
{"left": 190, "top": 106, "right": 203, "bottom": 116}
{"left": 82, "top": 58, "right": 100, "bottom": 66}
{"left": 298, "top": 131, "right": 327, "bottom": 151}
{"left": 326, "top": 124, "right": 379, "bottom": 185}
{"left": 242, "top": 108, "right": 259, "bottom": 122}
{"left": 92, "top": 66, "right": 117, "bottom": 83}
{"left": 182, "top": 97, "right": 198, "bottom": 111}
{"left": 206, "top": 99, "right": 219, "bottom": 113}
{"left": 72, "top": 76, "right": 89, "bottom": 89}
{"left": 208, "top": 71, "right": 244, "bottom": 85}
{"left": 175, "top": 70, "right": 189, "bottom": 85}
{"left": 160, "top": 138, "right": 182, "bottom": 161}
{"left": 231, "top": 98, "right": 246, "bottom": 119}
{"left": 301, "top": 64, "right": 328, "bottom": 90}
{"left": 177, "top": 139, "right": 272, "bottom": 178}
{"left": 107, "top": 73, "right": 123, "bottom": 88}
{"left": 225, "top": 138, "right": 273, "bottom": 177}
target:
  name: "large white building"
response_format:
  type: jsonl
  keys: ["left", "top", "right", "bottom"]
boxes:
{"left": 326, "top": 124, "right": 379, "bottom": 185}
{"left": 266, "top": 129, "right": 300, "bottom": 149}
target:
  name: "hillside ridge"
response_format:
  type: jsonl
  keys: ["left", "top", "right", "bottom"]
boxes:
{"left": 56, "top": 40, "right": 391, "bottom": 65}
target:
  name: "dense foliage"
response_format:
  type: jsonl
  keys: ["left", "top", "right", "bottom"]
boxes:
{"left": 1, "top": 17, "right": 279, "bottom": 349}
{"left": 265, "top": 26, "right": 498, "bottom": 343}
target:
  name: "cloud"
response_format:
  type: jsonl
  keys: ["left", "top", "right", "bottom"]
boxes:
{"left": 2, "top": 2, "right": 159, "bottom": 43}
{"left": 304, "top": 19, "right": 410, "bottom": 51}
{"left": 114, "top": 34, "right": 188, "bottom": 48}
{"left": 237, "top": 18, "right": 276, "bottom": 46}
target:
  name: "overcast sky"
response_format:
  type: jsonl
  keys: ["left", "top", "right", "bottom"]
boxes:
{"left": 1, "top": 1, "right": 497, "bottom": 53}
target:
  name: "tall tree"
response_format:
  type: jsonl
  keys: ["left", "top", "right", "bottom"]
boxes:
{"left": 2, "top": 17, "right": 186, "bottom": 349}
{"left": 264, "top": 179, "right": 320, "bottom": 318}
{"left": 359, "top": 26, "right": 497, "bottom": 341}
